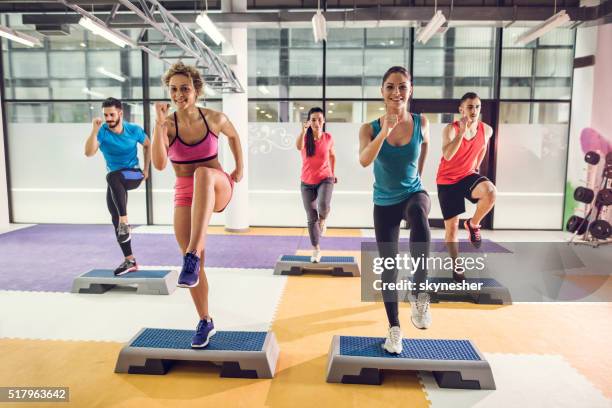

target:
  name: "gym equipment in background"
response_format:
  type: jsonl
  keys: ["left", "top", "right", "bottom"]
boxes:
{"left": 567, "top": 150, "right": 612, "bottom": 246}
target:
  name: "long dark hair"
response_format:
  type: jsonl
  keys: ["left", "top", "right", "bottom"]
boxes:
{"left": 305, "top": 107, "right": 325, "bottom": 157}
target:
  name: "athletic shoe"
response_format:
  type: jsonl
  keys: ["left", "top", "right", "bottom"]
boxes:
{"left": 117, "top": 222, "right": 131, "bottom": 243}
{"left": 191, "top": 318, "right": 216, "bottom": 348}
{"left": 311, "top": 248, "right": 321, "bottom": 263}
{"left": 411, "top": 292, "right": 432, "bottom": 329}
{"left": 319, "top": 219, "right": 327, "bottom": 236}
{"left": 113, "top": 258, "right": 138, "bottom": 276}
{"left": 382, "top": 326, "right": 403, "bottom": 354}
{"left": 453, "top": 270, "right": 466, "bottom": 283}
{"left": 464, "top": 219, "right": 482, "bottom": 248}
{"left": 178, "top": 252, "right": 200, "bottom": 288}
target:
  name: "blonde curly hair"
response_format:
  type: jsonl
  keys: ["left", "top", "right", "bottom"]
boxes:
{"left": 162, "top": 61, "right": 204, "bottom": 97}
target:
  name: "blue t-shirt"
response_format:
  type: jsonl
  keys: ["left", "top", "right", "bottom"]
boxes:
{"left": 97, "top": 121, "right": 147, "bottom": 172}
{"left": 371, "top": 113, "right": 424, "bottom": 206}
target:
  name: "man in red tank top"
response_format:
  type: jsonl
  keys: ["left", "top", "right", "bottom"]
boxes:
{"left": 436, "top": 92, "right": 496, "bottom": 282}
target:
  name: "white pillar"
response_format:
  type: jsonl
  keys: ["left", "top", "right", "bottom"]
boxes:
{"left": 0, "top": 84, "right": 10, "bottom": 231}
{"left": 222, "top": 25, "right": 249, "bottom": 231}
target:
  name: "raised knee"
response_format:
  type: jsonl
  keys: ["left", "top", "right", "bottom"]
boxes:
{"left": 194, "top": 167, "right": 215, "bottom": 182}
{"left": 484, "top": 184, "right": 497, "bottom": 202}
{"left": 407, "top": 203, "right": 427, "bottom": 219}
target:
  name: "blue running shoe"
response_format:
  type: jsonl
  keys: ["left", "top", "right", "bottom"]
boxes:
{"left": 178, "top": 252, "right": 200, "bottom": 288}
{"left": 191, "top": 318, "right": 216, "bottom": 348}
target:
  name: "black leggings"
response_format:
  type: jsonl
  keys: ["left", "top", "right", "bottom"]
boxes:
{"left": 106, "top": 168, "right": 144, "bottom": 257}
{"left": 373, "top": 191, "right": 431, "bottom": 327}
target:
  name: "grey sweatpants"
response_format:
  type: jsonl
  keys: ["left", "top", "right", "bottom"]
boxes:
{"left": 300, "top": 177, "right": 334, "bottom": 247}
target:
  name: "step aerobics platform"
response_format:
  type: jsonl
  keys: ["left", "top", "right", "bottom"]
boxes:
{"left": 71, "top": 269, "right": 178, "bottom": 295}
{"left": 425, "top": 277, "right": 512, "bottom": 305}
{"left": 274, "top": 255, "right": 360, "bottom": 277}
{"left": 326, "top": 335, "right": 495, "bottom": 389}
{"left": 115, "top": 328, "right": 279, "bottom": 379}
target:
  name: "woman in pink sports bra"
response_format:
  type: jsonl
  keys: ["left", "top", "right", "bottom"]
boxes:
{"left": 151, "top": 62, "right": 244, "bottom": 348}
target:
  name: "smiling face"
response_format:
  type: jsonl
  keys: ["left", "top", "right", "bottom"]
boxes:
{"left": 381, "top": 72, "right": 412, "bottom": 113}
{"left": 168, "top": 74, "right": 198, "bottom": 110}
{"left": 460, "top": 97, "right": 482, "bottom": 122}
{"left": 103, "top": 106, "right": 122, "bottom": 129}
{"left": 309, "top": 111, "right": 325, "bottom": 131}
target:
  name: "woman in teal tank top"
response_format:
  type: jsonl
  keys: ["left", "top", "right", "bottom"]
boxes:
{"left": 358, "top": 66, "right": 432, "bottom": 355}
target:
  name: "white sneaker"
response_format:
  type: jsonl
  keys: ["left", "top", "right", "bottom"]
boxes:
{"left": 382, "top": 326, "right": 403, "bottom": 354}
{"left": 319, "top": 219, "right": 327, "bottom": 236}
{"left": 310, "top": 248, "right": 321, "bottom": 263}
{"left": 411, "top": 292, "right": 432, "bottom": 329}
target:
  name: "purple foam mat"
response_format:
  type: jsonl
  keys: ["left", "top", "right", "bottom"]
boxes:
{"left": 298, "top": 234, "right": 510, "bottom": 253}
{"left": 0, "top": 225, "right": 300, "bottom": 292}
{"left": 0, "top": 225, "right": 509, "bottom": 292}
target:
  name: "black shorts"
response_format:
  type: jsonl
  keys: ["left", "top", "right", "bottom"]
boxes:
{"left": 437, "top": 173, "right": 490, "bottom": 220}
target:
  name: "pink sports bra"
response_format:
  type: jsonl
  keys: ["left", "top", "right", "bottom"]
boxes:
{"left": 168, "top": 108, "right": 218, "bottom": 164}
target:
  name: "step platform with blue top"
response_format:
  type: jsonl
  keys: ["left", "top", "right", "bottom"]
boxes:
{"left": 326, "top": 335, "right": 495, "bottom": 389}
{"left": 425, "top": 277, "right": 512, "bottom": 305}
{"left": 274, "top": 255, "right": 360, "bottom": 277}
{"left": 71, "top": 269, "right": 178, "bottom": 295}
{"left": 115, "top": 328, "right": 279, "bottom": 379}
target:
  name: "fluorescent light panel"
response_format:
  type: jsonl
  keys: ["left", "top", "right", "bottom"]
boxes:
{"left": 78, "top": 17, "right": 132, "bottom": 48}
{"left": 515, "top": 10, "right": 570, "bottom": 45}
{"left": 195, "top": 12, "right": 225, "bottom": 45}
{"left": 416, "top": 10, "right": 446, "bottom": 44}
{"left": 0, "top": 25, "right": 41, "bottom": 47}
{"left": 82, "top": 87, "right": 105, "bottom": 98}
{"left": 97, "top": 67, "right": 126, "bottom": 82}
{"left": 312, "top": 10, "right": 327, "bottom": 43}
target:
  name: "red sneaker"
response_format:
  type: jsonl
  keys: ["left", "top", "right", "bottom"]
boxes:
{"left": 464, "top": 219, "right": 482, "bottom": 248}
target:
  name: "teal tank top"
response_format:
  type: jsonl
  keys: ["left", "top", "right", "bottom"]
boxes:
{"left": 371, "top": 113, "right": 424, "bottom": 206}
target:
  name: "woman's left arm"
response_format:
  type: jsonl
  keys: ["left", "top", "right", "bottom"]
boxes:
{"left": 329, "top": 137, "right": 336, "bottom": 179}
{"left": 418, "top": 114, "right": 430, "bottom": 176}
{"left": 219, "top": 112, "right": 244, "bottom": 182}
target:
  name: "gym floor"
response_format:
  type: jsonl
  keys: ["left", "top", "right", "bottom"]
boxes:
{"left": 0, "top": 224, "right": 610, "bottom": 408}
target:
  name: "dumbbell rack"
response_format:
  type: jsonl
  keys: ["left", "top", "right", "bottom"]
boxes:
{"left": 567, "top": 151, "right": 612, "bottom": 248}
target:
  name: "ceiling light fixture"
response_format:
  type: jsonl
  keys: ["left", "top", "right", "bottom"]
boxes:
{"left": 0, "top": 25, "right": 41, "bottom": 47}
{"left": 515, "top": 9, "right": 570, "bottom": 45}
{"left": 312, "top": 0, "right": 327, "bottom": 43}
{"left": 79, "top": 17, "right": 132, "bottom": 48}
{"left": 415, "top": 9, "right": 446, "bottom": 44}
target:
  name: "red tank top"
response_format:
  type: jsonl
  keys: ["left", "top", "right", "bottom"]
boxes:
{"left": 436, "top": 121, "right": 486, "bottom": 185}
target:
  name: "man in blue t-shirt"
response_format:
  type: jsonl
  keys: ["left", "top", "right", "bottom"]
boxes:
{"left": 84, "top": 97, "right": 151, "bottom": 276}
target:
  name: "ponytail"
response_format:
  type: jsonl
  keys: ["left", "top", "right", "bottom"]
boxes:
{"left": 305, "top": 107, "right": 325, "bottom": 157}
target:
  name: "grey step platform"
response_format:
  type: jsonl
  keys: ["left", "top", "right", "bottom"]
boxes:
{"left": 274, "top": 255, "right": 360, "bottom": 277}
{"left": 326, "top": 335, "right": 495, "bottom": 390}
{"left": 425, "top": 277, "right": 512, "bottom": 305}
{"left": 71, "top": 269, "right": 178, "bottom": 295}
{"left": 115, "top": 328, "right": 279, "bottom": 379}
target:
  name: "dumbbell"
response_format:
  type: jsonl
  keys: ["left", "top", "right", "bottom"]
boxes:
{"left": 595, "top": 188, "right": 612, "bottom": 207}
{"left": 566, "top": 215, "right": 589, "bottom": 235}
{"left": 606, "top": 152, "right": 612, "bottom": 166}
{"left": 588, "top": 220, "right": 611, "bottom": 240}
{"left": 584, "top": 151, "right": 600, "bottom": 165}
{"left": 605, "top": 165, "right": 612, "bottom": 179}
{"left": 574, "top": 187, "right": 594, "bottom": 204}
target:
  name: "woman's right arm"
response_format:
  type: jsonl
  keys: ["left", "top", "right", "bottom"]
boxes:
{"left": 296, "top": 120, "right": 310, "bottom": 151}
{"left": 152, "top": 102, "right": 170, "bottom": 171}
{"left": 359, "top": 118, "right": 391, "bottom": 167}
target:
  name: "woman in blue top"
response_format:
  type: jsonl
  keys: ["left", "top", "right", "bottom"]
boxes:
{"left": 359, "top": 66, "right": 432, "bottom": 354}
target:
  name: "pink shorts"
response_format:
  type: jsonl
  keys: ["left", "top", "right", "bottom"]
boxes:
{"left": 174, "top": 169, "right": 235, "bottom": 211}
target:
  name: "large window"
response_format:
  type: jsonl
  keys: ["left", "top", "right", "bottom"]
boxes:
{"left": 501, "top": 28, "right": 574, "bottom": 100}
{"left": 413, "top": 27, "right": 496, "bottom": 99}
{"left": 2, "top": 18, "right": 577, "bottom": 228}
